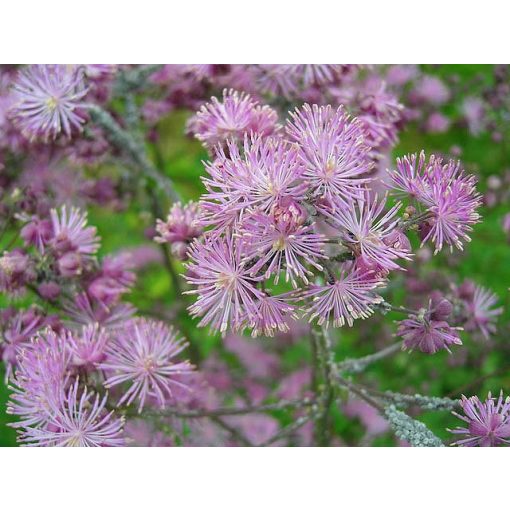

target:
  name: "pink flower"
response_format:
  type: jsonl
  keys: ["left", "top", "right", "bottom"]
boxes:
{"left": 100, "top": 319, "right": 194, "bottom": 412}
{"left": 185, "top": 234, "right": 264, "bottom": 333}
{"left": 326, "top": 193, "right": 411, "bottom": 271}
{"left": 303, "top": 263, "right": 384, "bottom": 327}
{"left": 286, "top": 104, "right": 371, "bottom": 210}
{"left": 450, "top": 392, "right": 510, "bottom": 447}
{"left": 189, "top": 88, "right": 278, "bottom": 148}
{"left": 19, "top": 379, "right": 125, "bottom": 447}
{"left": 10, "top": 64, "right": 89, "bottom": 142}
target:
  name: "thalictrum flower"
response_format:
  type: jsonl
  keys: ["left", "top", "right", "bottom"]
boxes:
{"left": 189, "top": 88, "right": 278, "bottom": 148}
{"left": 303, "top": 263, "right": 385, "bottom": 327}
{"left": 10, "top": 64, "right": 88, "bottom": 142}
{"left": 240, "top": 206, "right": 326, "bottom": 286}
{"left": 50, "top": 205, "right": 100, "bottom": 257}
{"left": 450, "top": 392, "right": 510, "bottom": 447}
{"left": 286, "top": 104, "right": 371, "bottom": 210}
{"left": 19, "top": 379, "right": 125, "bottom": 447}
{"left": 326, "top": 193, "right": 411, "bottom": 271}
{"left": 199, "top": 136, "right": 307, "bottom": 234}
{"left": 100, "top": 319, "right": 194, "bottom": 412}
{"left": 185, "top": 234, "right": 264, "bottom": 332}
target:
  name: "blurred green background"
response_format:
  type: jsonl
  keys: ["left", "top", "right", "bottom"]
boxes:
{"left": 1, "top": 64, "right": 509, "bottom": 447}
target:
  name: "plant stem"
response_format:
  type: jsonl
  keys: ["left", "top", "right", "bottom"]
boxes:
{"left": 88, "top": 105, "right": 180, "bottom": 203}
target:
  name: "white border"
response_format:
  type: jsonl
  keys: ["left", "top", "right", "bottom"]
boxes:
{"left": 0, "top": 1, "right": 508, "bottom": 62}
{"left": 0, "top": 448, "right": 507, "bottom": 507}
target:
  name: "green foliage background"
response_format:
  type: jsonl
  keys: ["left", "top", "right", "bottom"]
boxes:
{"left": 1, "top": 64, "right": 509, "bottom": 447}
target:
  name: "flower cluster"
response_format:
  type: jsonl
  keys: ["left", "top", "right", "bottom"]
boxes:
{"left": 0, "top": 64, "right": 506, "bottom": 448}
{"left": 183, "top": 93, "right": 481, "bottom": 339}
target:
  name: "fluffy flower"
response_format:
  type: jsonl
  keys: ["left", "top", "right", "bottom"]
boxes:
{"left": 0, "top": 250, "right": 35, "bottom": 295}
{"left": 327, "top": 194, "right": 411, "bottom": 272}
{"left": 0, "top": 307, "right": 49, "bottom": 379}
{"left": 450, "top": 392, "right": 510, "bottom": 447}
{"left": 67, "top": 324, "right": 109, "bottom": 369}
{"left": 286, "top": 104, "right": 371, "bottom": 209}
{"left": 200, "top": 135, "right": 307, "bottom": 234}
{"left": 397, "top": 315, "right": 462, "bottom": 354}
{"left": 189, "top": 89, "right": 278, "bottom": 148}
{"left": 50, "top": 205, "right": 100, "bottom": 257}
{"left": 390, "top": 152, "right": 482, "bottom": 254}
{"left": 19, "top": 379, "right": 125, "bottom": 447}
{"left": 240, "top": 205, "right": 326, "bottom": 286}
{"left": 100, "top": 319, "right": 194, "bottom": 412}
{"left": 155, "top": 202, "right": 203, "bottom": 260}
{"left": 64, "top": 292, "right": 136, "bottom": 330}
{"left": 87, "top": 253, "right": 135, "bottom": 308}
{"left": 185, "top": 235, "right": 264, "bottom": 332}
{"left": 460, "top": 284, "right": 502, "bottom": 340}
{"left": 244, "top": 294, "right": 298, "bottom": 338}
{"left": 7, "top": 328, "right": 70, "bottom": 429}
{"left": 303, "top": 264, "right": 384, "bottom": 327}
{"left": 20, "top": 216, "right": 53, "bottom": 253}
{"left": 9, "top": 64, "right": 88, "bottom": 142}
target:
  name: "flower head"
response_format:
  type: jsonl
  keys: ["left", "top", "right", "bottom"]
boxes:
{"left": 100, "top": 319, "right": 194, "bottom": 412}
{"left": 155, "top": 202, "right": 203, "bottom": 260}
{"left": 244, "top": 294, "right": 298, "bottom": 338}
{"left": 50, "top": 205, "right": 100, "bottom": 257}
{"left": 67, "top": 324, "right": 109, "bottom": 369}
{"left": 450, "top": 392, "right": 510, "bottom": 447}
{"left": 200, "top": 135, "right": 307, "bottom": 234}
{"left": 397, "top": 315, "right": 462, "bottom": 354}
{"left": 458, "top": 283, "right": 502, "bottom": 340}
{"left": 286, "top": 104, "right": 371, "bottom": 210}
{"left": 0, "top": 250, "right": 35, "bottom": 295}
{"left": 64, "top": 292, "right": 136, "bottom": 330}
{"left": 240, "top": 204, "right": 326, "bottom": 286}
{"left": 7, "top": 328, "right": 70, "bottom": 429}
{"left": 0, "top": 307, "right": 49, "bottom": 379}
{"left": 10, "top": 64, "right": 88, "bottom": 142}
{"left": 185, "top": 234, "right": 264, "bottom": 332}
{"left": 189, "top": 89, "right": 278, "bottom": 148}
{"left": 19, "top": 379, "right": 125, "bottom": 447}
{"left": 390, "top": 152, "right": 482, "bottom": 254}
{"left": 326, "top": 193, "right": 411, "bottom": 272}
{"left": 303, "top": 263, "right": 384, "bottom": 327}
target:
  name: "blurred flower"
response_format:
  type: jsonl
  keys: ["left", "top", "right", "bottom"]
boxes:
{"left": 155, "top": 202, "right": 202, "bottom": 260}
{"left": 50, "top": 205, "right": 100, "bottom": 257}
{"left": 459, "top": 283, "right": 502, "bottom": 340}
{"left": 19, "top": 379, "right": 125, "bottom": 447}
{"left": 64, "top": 292, "right": 136, "bottom": 330}
{"left": 397, "top": 313, "right": 462, "bottom": 354}
{"left": 450, "top": 392, "right": 510, "bottom": 447}
{"left": 409, "top": 75, "right": 450, "bottom": 106}
{"left": 20, "top": 216, "right": 53, "bottom": 252}
{"left": 0, "top": 307, "right": 49, "bottom": 379}
{"left": 68, "top": 324, "right": 109, "bottom": 370}
{"left": 0, "top": 250, "right": 35, "bottom": 295}
{"left": 7, "top": 328, "right": 70, "bottom": 429}
{"left": 9, "top": 64, "right": 88, "bottom": 142}
{"left": 224, "top": 333, "right": 280, "bottom": 379}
